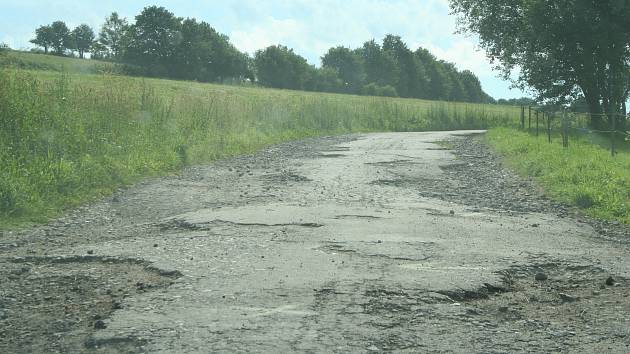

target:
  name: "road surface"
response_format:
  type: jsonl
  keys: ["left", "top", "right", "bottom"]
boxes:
{"left": 1, "top": 131, "right": 629, "bottom": 353}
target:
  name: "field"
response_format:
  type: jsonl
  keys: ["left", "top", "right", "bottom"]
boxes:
{"left": 0, "top": 52, "right": 522, "bottom": 227}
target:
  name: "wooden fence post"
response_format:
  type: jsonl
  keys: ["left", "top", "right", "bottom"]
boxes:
{"left": 521, "top": 106, "right": 526, "bottom": 129}
{"left": 562, "top": 111, "right": 569, "bottom": 148}
{"left": 547, "top": 112, "right": 552, "bottom": 143}
{"left": 611, "top": 113, "right": 617, "bottom": 156}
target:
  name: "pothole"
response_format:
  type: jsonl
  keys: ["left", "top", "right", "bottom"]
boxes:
{"left": 318, "top": 153, "right": 347, "bottom": 158}
{"left": 0, "top": 256, "right": 181, "bottom": 353}
{"left": 263, "top": 173, "right": 312, "bottom": 183}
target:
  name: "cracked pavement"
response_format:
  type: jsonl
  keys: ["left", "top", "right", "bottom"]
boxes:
{"left": 1, "top": 131, "right": 630, "bottom": 353}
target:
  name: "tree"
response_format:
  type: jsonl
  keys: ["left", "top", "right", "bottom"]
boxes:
{"left": 99, "top": 12, "right": 129, "bottom": 59}
{"left": 415, "top": 48, "right": 452, "bottom": 100}
{"left": 49, "top": 21, "right": 71, "bottom": 55}
{"left": 171, "top": 18, "right": 215, "bottom": 81}
{"left": 169, "top": 18, "right": 251, "bottom": 82}
{"left": 459, "top": 70, "right": 484, "bottom": 103}
{"left": 383, "top": 35, "right": 416, "bottom": 98}
{"left": 307, "top": 67, "right": 344, "bottom": 93}
{"left": 30, "top": 25, "right": 54, "bottom": 54}
{"left": 254, "top": 45, "right": 311, "bottom": 90}
{"left": 125, "top": 6, "right": 182, "bottom": 74}
{"left": 356, "top": 40, "right": 399, "bottom": 87}
{"left": 450, "top": 0, "right": 630, "bottom": 128}
{"left": 442, "top": 61, "right": 468, "bottom": 102}
{"left": 322, "top": 46, "right": 366, "bottom": 93}
{"left": 71, "top": 24, "right": 95, "bottom": 59}
{"left": 90, "top": 41, "right": 108, "bottom": 60}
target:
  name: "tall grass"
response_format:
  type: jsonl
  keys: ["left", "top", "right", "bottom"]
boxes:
{"left": 487, "top": 128, "right": 630, "bottom": 224}
{"left": 0, "top": 68, "right": 521, "bottom": 227}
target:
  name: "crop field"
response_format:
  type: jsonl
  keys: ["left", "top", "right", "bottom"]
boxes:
{"left": 0, "top": 52, "right": 522, "bottom": 227}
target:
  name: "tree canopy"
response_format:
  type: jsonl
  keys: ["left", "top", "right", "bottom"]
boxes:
{"left": 49, "top": 21, "right": 71, "bottom": 55}
{"left": 27, "top": 5, "right": 494, "bottom": 103}
{"left": 450, "top": 0, "right": 630, "bottom": 127}
{"left": 71, "top": 24, "right": 95, "bottom": 59}
{"left": 98, "top": 12, "right": 128, "bottom": 59}
{"left": 30, "top": 25, "right": 54, "bottom": 54}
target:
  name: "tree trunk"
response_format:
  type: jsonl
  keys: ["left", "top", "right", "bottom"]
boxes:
{"left": 583, "top": 91, "right": 605, "bottom": 129}
{"left": 44, "top": 46, "right": 48, "bottom": 54}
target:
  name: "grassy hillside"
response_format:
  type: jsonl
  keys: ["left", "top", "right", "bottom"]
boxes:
{"left": 0, "top": 52, "right": 522, "bottom": 228}
{"left": 0, "top": 50, "right": 128, "bottom": 75}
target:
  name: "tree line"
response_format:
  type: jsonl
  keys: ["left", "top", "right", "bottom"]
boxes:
{"left": 29, "top": 6, "right": 493, "bottom": 103}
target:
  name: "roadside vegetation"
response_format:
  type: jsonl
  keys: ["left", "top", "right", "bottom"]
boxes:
{"left": 487, "top": 128, "right": 630, "bottom": 224}
{"left": 0, "top": 64, "right": 520, "bottom": 228}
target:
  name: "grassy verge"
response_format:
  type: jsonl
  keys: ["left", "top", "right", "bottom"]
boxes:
{"left": 487, "top": 128, "right": 630, "bottom": 224}
{"left": 0, "top": 66, "right": 521, "bottom": 228}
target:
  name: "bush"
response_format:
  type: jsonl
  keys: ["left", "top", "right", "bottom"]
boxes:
{"left": 360, "top": 83, "right": 399, "bottom": 97}
{"left": 0, "top": 43, "right": 9, "bottom": 55}
{"left": 377, "top": 85, "right": 398, "bottom": 97}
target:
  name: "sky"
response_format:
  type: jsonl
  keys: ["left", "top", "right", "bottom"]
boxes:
{"left": 0, "top": 0, "right": 529, "bottom": 99}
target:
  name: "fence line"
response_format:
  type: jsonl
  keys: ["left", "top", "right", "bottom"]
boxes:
{"left": 519, "top": 106, "right": 629, "bottom": 156}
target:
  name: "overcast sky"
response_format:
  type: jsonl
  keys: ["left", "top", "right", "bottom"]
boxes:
{"left": 0, "top": 0, "right": 529, "bottom": 99}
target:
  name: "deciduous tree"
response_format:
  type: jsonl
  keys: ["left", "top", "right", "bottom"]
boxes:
{"left": 450, "top": 0, "right": 630, "bottom": 128}
{"left": 99, "top": 12, "right": 128, "bottom": 59}
{"left": 72, "top": 24, "right": 95, "bottom": 59}
{"left": 30, "top": 25, "right": 54, "bottom": 54}
{"left": 49, "top": 21, "right": 71, "bottom": 55}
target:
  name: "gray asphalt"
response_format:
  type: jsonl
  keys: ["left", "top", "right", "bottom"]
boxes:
{"left": 47, "top": 132, "right": 629, "bottom": 352}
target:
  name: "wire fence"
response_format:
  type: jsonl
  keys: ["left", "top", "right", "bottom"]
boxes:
{"left": 518, "top": 106, "right": 630, "bottom": 156}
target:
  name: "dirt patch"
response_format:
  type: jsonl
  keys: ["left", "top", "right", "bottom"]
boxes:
{"left": 0, "top": 256, "right": 180, "bottom": 354}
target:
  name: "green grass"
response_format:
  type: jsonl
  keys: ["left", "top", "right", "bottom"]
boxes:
{"left": 0, "top": 52, "right": 522, "bottom": 229}
{"left": 0, "top": 50, "right": 140, "bottom": 75}
{"left": 487, "top": 128, "right": 630, "bottom": 224}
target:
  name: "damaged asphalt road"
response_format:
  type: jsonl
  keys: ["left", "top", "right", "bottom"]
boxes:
{"left": 1, "top": 131, "right": 630, "bottom": 353}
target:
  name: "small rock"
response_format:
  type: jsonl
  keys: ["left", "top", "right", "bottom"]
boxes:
{"left": 592, "top": 290, "right": 601, "bottom": 296}
{"left": 606, "top": 276, "right": 615, "bottom": 286}
{"left": 87, "top": 250, "right": 94, "bottom": 255}
{"left": 94, "top": 320, "right": 107, "bottom": 329}
{"left": 531, "top": 223, "right": 540, "bottom": 228}
{"left": 559, "top": 293, "right": 578, "bottom": 303}
{"left": 449, "top": 210, "right": 455, "bottom": 215}
{"left": 499, "top": 306, "right": 509, "bottom": 313}
{"left": 367, "top": 345, "right": 379, "bottom": 352}
{"left": 153, "top": 243, "right": 159, "bottom": 248}
{"left": 466, "top": 308, "right": 482, "bottom": 316}
{"left": 535, "top": 272, "right": 548, "bottom": 281}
